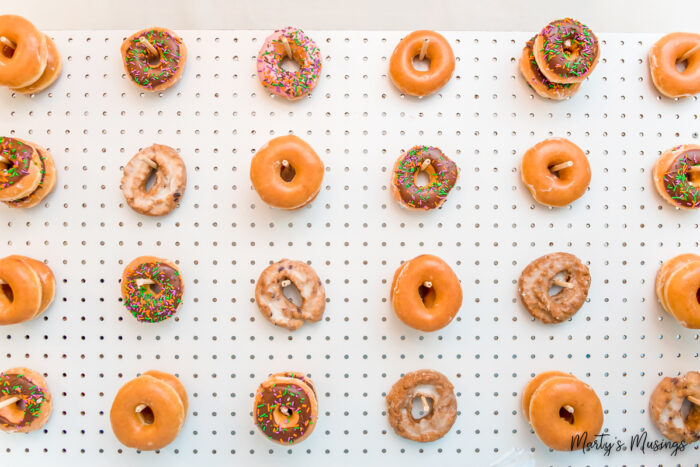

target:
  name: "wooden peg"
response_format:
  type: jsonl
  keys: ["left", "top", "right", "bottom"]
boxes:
{"left": 281, "top": 279, "right": 291, "bottom": 287}
{"left": 550, "top": 161, "right": 573, "bottom": 172}
{"left": 0, "top": 279, "right": 6, "bottom": 285}
{"left": 139, "top": 155, "right": 158, "bottom": 170}
{"left": 135, "top": 278, "right": 155, "bottom": 288}
{"left": 553, "top": 279, "right": 574, "bottom": 289}
{"left": 687, "top": 166, "right": 700, "bottom": 173}
{"left": 281, "top": 159, "right": 290, "bottom": 168}
{"left": 0, "top": 36, "right": 16, "bottom": 51}
{"left": 135, "top": 403, "right": 148, "bottom": 413}
{"left": 138, "top": 36, "right": 159, "bottom": 58}
{"left": 420, "top": 395, "right": 430, "bottom": 413}
{"left": 679, "top": 43, "right": 700, "bottom": 63}
{"left": 420, "top": 159, "right": 431, "bottom": 171}
{"left": 422, "top": 281, "right": 433, "bottom": 288}
{"left": 0, "top": 155, "right": 10, "bottom": 165}
{"left": 419, "top": 38, "right": 430, "bottom": 61}
{"left": 0, "top": 396, "right": 19, "bottom": 410}
{"left": 563, "top": 405, "right": 574, "bottom": 413}
{"left": 281, "top": 37, "right": 293, "bottom": 59}
{"left": 688, "top": 395, "right": 700, "bottom": 406}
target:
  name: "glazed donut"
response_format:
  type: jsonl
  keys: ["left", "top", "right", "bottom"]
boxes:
{"left": 0, "top": 137, "right": 43, "bottom": 202}
{"left": 533, "top": 18, "right": 600, "bottom": 84}
{"left": 389, "top": 30, "right": 455, "bottom": 97}
{"left": 385, "top": 369, "right": 457, "bottom": 442}
{"left": 0, "top": 367, "right": 52, "bottom": 433}
{"left": 518, "top": 252, "right": 590, "bottom": 324}
{"left": 519, "top": 36, "right": 581, "bottom": 100}
{"left": 655, "top": 253, "right": 700, "bottom": 314}
{"left": 11, "top": 34, "right": 61, "bottom": 94}
{"left": 649, "top": 371, "right": 700, "bottom": 443}
{"left": 6, "top": 255, "right": 55, "bottom": 319}
{"left": 4, "top": 143, "right": 57, "bottom": 209}
{"left": 121, "top": 144, "right": 187, "bottom": 216}
{"left": 250, "top": 135, "right": 324, "bottom": 210}
{"left": 391, "top": 145, "right": 459, "bottom": 210}
{"left": 257, "top": 27, "right": 321, "bottom": 100}
{"left": 0, "top": 255, "right": 43, "bottom": 325}
{"left": 391, "top": 254, "right": 462, "bottom": 332}
{"left": 110, "top": 371, "right": 187, "bottom": 450}
{"left": 121, "top": 256, "right": 184, "bottom": 323}
{"left": 649, "top": 32, "right": 700, "bottom": 98}
{"left": 0, "top": 15, "right": 47, "bottom": 88}
{"left": 254, "top": 372, "right": 318, "bottom": 444}
{"left": 120, "top": 27, "right": 186, "bottom": 92}
{"left": 255, "top": 259, "right": 325, "bottom": 330}
{"left": 661, "top": 259, "right": 700, "bottom": 329}
{"left": 525, "top": 373, "right": 604, "bottom": 451}
{"left": 521, "top": 138, "right": 591, "bottom": 207}
{"left": 521, "top": 371, "right": 574, "bottom": 421}
{"left": 652, "top": 144, "right": 700, "bottom": 210}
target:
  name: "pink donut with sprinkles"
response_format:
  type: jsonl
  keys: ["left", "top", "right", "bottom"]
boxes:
{"left": 256, "top": 27, "right": 322, "bottom": 100}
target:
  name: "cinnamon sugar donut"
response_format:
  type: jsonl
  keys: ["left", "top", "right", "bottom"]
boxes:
{"left": 519, "top": 36, "right": 581, "bottom": 100}
{"left": 386, "top": 369, "right": 457, "bottom": 442}
{"left": 649, "top": 32, "right": 700, "bottom": 98}
{"left": 11, "top": 34, "right": 61, "bottom": 94}
{"left": 521, "top": 138, "right": 591, "bottom": 207}
{"left": 0, "top": 367, "right": 52, "bottom": 433}
{"left": 121, "top": 28, "right": 186, "bottom": 92}
{"left": 649, "top": 371, "right": 700, "bottom": 443}
{"left": 652, "top": 144, "right": 700, "bottom": 210}
{"left": 0, "top": 15, "right": 47, "bottom": 88}
{"left": 0, "top": 137, "right": 43, "bottom": 202}
{"left": 389, "top": 30, "right": 455, "bottom": 97}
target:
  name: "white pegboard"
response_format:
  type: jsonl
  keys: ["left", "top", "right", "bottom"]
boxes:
{"left": 0, "top": 30, "right": 699, "bottom": 466}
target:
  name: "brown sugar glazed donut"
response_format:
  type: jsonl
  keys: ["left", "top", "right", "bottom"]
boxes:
{"left": 389, "top": 30, "right": 455, "bottom": 97}
{"left": 649, "top": 371, "right": 700, "bottom": 443}
{"left": 649, "top": 32, "right": 700, "bottom": 98}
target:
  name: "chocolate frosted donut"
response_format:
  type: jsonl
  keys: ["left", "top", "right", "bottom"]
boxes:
{"left": 0, "top": 367, "right": 52, "bottom": 433}
{"left": 121, "top": 27, "right": 187, "bottom": 92}
{"left": 533, "top": 18, "right": 600, "bottom": 84}
{"left": 0, "top": 136, "right": 43, "bottom": 202}
{"left": 519, "top": 36, "right": 580, "bottom": 100}
{"left": 391, "top": 146, "right": 459, "bottom": 210}
{"left": 121, "top": 256, "right": 184, "bottom": 323}
{"left": 653, "top": 145, "right": 700, "bottom": 210}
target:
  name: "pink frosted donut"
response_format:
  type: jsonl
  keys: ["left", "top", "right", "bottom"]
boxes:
{"left": 256, "top": 27, "right": 322, "bottom": 100}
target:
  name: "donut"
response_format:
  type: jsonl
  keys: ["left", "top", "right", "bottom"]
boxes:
{"left": 521, "top": 370, "right": 574, "bottom": 421}
{"left": 250, "top": 135, "right": 324, "bottom": 210}
{"left": 4, "top": 143, "right": 57, "bottom": 209}
{"left": 655, "top": 253, "right": 700, "bottom": 314}
{"left": 524, "top": 372, "right": 603, "bottom": 451}
{"left": 391, "top": 254, "right": 462, "bottom": 332}
{"left": 256, "top": 27, "right": 321, "bottom": 100}
{"left": 110, "top": 370, "right": 187, "bottom": 450}
{"left": 0, "top": 255, "right": 43, "bottom": 325}
{"left": 390, "top": 146, "right": 459, "bottom": 210}
{"left": 649, "top": 371, "right": 700, "bottom": 443}
{"left": 6, "top": 255, "right": 55, "bottom": 319}
{"left": 254, "top": 372, "right": 318, "bottom": 444}
{"left": 519, "top": 36, "right": 581, "bottom": 100}
{"left": 649, "top": 32, "right": 700, "bottom": 98}
{"left": 652, "top": 144, "right": 700, "bottom": 210}
{"left": 520, "top": 138, "right": 591, "bottom": 207}
{"left": 121, "top": 144, "right": 187, "bottom": 216}
{"left": 0, "top": 137, "right": 44, "bottom": 202}
{"left": 120, "top": 27, "right": 186, "bottom": 92}
{"left": 518, "top": 252, "right": 590, "bottom": 324}
{"left": 661, "top": 259, "right": 700, "bottom": 329}
{"left": 11, "top": 34, "right": 61, "bottom": 94}
{"left": 0, "top": 15, "right": 47, "bottom": 88}
{"left": 0, "top": 367, "right": 52, "bottom": 433}
{"left": 255, "top": 259, "right": 325, "bottom": 330}
{"left": 389, "top": 30, "right": 455, "bottom": 97}
{"left": 533, "top": 18, "right": 600, "bottom": 84}
{"left": 385, "top": 369, "right": 457, "bottom": 442}
{"left": 121, "top": 256, "right": 184, "bottom": 323}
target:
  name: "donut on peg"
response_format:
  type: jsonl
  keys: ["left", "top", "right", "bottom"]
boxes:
{"left": 121, "top": 256, "right": 184, "bottom": 323}
{"left": 649, "top": 32, "right": 700, "bottom": 98}
{"left": 121, "top": 144, "right": 187, "bottom": 216}
{"left": 0, "top": 367, "right": 52, "bottom": 433}
{"left": 386, "top": 369, "right": 457, "bottom": 442}
{"left": 0, "top": 15, "right": 47, "bottom": 89}
{"left": 0, "top": 137, "right": 44, "bottom": 203}
{"left": 254, "top": 371, "right": 318, "bottom": 444}
{"left": 110, "top": 370, "right": 188, "bottom": 450}
{"left": 391, "top": 145, "right": 459, "bottom": 210}
{"left": 652, "top": 144, "right": 700, "bottom": 210}
{"left": 257, "top": 27, "right": 322, "bottom": 100}
{"left": 533, "top": 18, "right": 600, "bottom": 84}
{"left": 0, "top": 255, "right": 56, "bottom": 325}
{"left": 389, "top": 30, "right": 455, "bottom": 97}
{"left": 655, "top": 253, "right": 700, "bottom": 329}
{"left": 649, "top": 371, "right": 700, "bottom": 443}
{"left": 120, "top": 27, "right": 187, "bottom": 91}
{"left": 519, "top": 36, "right": 581, "bottom": 100}
{"left": 4, "top": 141, "right": 57, "bottom": 209}
{"left": 11, "top": 34, "right": 61, "bottom": 94}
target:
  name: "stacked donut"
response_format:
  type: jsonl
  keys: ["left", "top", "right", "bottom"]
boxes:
{"left": 0, "top": 15, "right": 61, "bottom": 94}
{"left": 518, "top": 18, "right": 600, "bottom": 100}
{"left": 0, "top": 137, "right": 56, "bottom": 208}
{"left": 655, "top": 253, "right": 700, "bottom": 329}
{"left": 0, "top": 255, "right": 55, "bottom": 325}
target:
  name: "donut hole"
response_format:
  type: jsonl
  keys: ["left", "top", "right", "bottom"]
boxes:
{"left": 282, "top": 281, "right": 303, "bottom": 307}
{"left": 146, "top": 51, "right": 161, "bottom": 67}
{"left": 144, "top": 169, "right": 157, "bottom": 192}
{"left": 418, "top": 284, "right": 436, "bottom": 308}
{"left": 414, "top": 170, "right": 431, "bottom": 187}
{"left": 675, "top": 58, "right": 688, "bottom": 73}
{"left": 410, "top": 395, "right": 434, "bottom": 419}
{"left": 272, "top": 405, "right": 300, "bottom": 428}
{"left": 548, "top": 272, "right": 572, "bottom": 296}
{"left": 562, "top": 38, "right": 580, "bottom": 60}
{"left": 411, "top": 55, "right": 431, "bottom": 72}
{"left": 681, "top": 397, "right": 700, "bottom": 424}
{"left": 559, "top": 406, "right": 575, "bottom": 424}
{"left": 687, "top": 169, "right": 700, "bottom": 187}
{"left": 0, "top": 397, "right": 25, "bottom": 424}
{"left": 280, "top": 57, "right": 301, "bottom": 73}
{"left": 1, "top": 43, "right": 14, "bottom": 59}
{"left": 0, "top": 283, "right": 14, "bottom": 302}
{"left": 696, "top": 288, "right": 700, "bottom": 305}
{"left": 136, "top": 405, "right": 155, "bottom": 425}
{"left": 280, "top": 163, "right": 296, "bottom": 182}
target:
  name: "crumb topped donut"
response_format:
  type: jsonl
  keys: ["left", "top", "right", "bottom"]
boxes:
{"left": 533, "top": 18, "right": 600, "bottom": 84}
{"left": 391, "top": 146, "right": 459, "bottom": 210}
{"left": 649, "top": 371, "right": 700, "bottom": 443}
{"left": 120, "top": 27, "right": 186, "bottom": 92}
{"left": 649, "top": 32, "right": 700, "bottom": 98}
{"left": 519, "top": 36, "right": 581, "bottom": 100}
{"left": 652, "top": 144, "right": 700, "bottom": 210}
{"left": 389, "top": 30, "right": 455, "bottom": 97}
{"left": 0, "top": 366, "right": 52, "bottom": 433}
{"left": 121, "top": 256, "right": 184, "bottom": 323}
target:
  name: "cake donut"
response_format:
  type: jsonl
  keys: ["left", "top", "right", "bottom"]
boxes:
{"left": 250, "top": 135, "right": 324, "bottom": 210}
{"left": 391, "top": 146, "right": 459, "bottom": 210}
{"left": 533, "top": 18, "right": 600, "bottom": 84}
{"left": 11, "top": 34, "right": 61, "bottom": 94}
{"left": 649, "top": 371, "right": 700, "bottom": 443}
{"left": 0, "top": 15, "right": 47, "bottom": 89}
{"left": 523, "top": 371, "right": 603, "bottom": 451}
{"left": 649, "top": 32, "right": 700, "bottom": 98}
{"left": 0, "top": 367, "right": 52, "bottom": 433}
{"left": 257, "top": 27, "right": 321, "bottom": 100}
{"left": 652, "top": 144, "right": 700, "bottom": 210}
{"left": 110, "top": 370, "right": 187, "bottom": 450}
{"left": 120, "top": 27, "right": 186, "bottom": 92}
{"left": 389, "top": 30, "right": 455, "bottom": 97}
{"left": 518, "top": 252, "right": 590, "bottom": 324}
{"left": 519, "top": 36, "right": 581, "bottom": 100}
{"left": 656, "top": 254, "right": 700, "bottom": 329}
{"left": 521, "top": 138, "right": 591, "bottom": 207}
{"left": 4, "top": 142, "right": 57, "bottom": 209}
{"left": 0, "top": 137, "right": 43, "bottom": 202}
{"left": 391, "top": 254, "right": 462, "bottom": 332}
{"left": 121, "top": 144, "right": 187, "bottom": 216}
{"left": 255, "top": 259, "right": 325, "bottom": 330}
{"left": 386, "top": 369, "right": 457, "bottom": 442}
{"left": 254, "top": 371, "right": 318, "bottom": 444}
{"left": 121, "top": 256, "right": 184, "bottom": 323}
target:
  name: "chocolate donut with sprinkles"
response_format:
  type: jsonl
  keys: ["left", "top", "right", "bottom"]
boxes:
{"left": 257, "top": 27, "right": 321, "bottom": 100}
{"left": 254, "top": 372, "right": 318, "bottom": 445}
{"left": 120, "top": 27, "right": 187, "bottom": 92}
{"left": 0, "top": 366, "right": 52, "bottom": 434}
{"left": 121, "top": 256, "right": 184, "bottom": 323}
{"left": 391, "top": 146, "right": 459, "bottom": 210}
{"left": 519, "top": 36, "right": 581, "bottom": 100}
{"left": 533, "top": 18, "right": 600, "bottom": 84}
{"left": 653, "top": 144, "right": 700, "bottom": 210}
